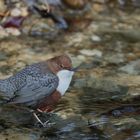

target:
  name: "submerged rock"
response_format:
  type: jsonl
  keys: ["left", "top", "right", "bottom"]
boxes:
{"left": 73, "top": 76, "right": 128, "bottom": 101}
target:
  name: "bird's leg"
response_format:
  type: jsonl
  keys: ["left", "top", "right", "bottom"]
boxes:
{"left": 33, "top": 112, "right": 49, "bottom": 127}
{"left": 31, "top": 109, "right": 55, "bottom": 127}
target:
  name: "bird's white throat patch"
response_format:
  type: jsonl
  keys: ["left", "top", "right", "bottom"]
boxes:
{"left": 56, "top": 70, "right": 74, "bottom": 95}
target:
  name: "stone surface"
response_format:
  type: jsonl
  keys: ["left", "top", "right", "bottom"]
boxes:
{"left": 10, "top": 8, "right": 22, "bottom": 17}
{"left": 79, "top": 49, "right": 102, "bottom": 57}
{"left": 91, "top": 35, "right": 101, "bottom": 42}
{"left": 5, "top": 28, "right": 21, "bottom": 36}
{"left": 119, "top": 59, "right": 140, "bottom": 75}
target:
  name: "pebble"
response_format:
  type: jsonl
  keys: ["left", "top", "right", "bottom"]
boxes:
{"left": 21, "top": 7, "right": 29, "bottom": 17}
{"left": 0, "top": 53, "right": 7, "bottom": 61}
{"left": 104, "top": 53, "right": 125, "bottom": 64}
{"left": 0, "top": 0, "right": 6, "bottom": 13}
{"left": 62, "top": 0, "right": 86, "bottom": 9}
{"left": 10, "top": 7, "right": 28, "bottom": 17}
{"left": 0, "top": 26, "right": 9, "bottom": 38}
{"left": 71, "top": 56, "right": 85, "bottom": 66}
{"left": 77, "top": 55, "right": 86, "bottom": 61}
{"left": 10, "top": 8, "right": 22, "bottom": 17}
{"left": 5, "top": 28, "right": 21, "bottom": 36}
{"left": 91, "top": 35, "right": 101, "bottom": 42}
{"left": 79, "top": 49, "right": 102, "bottom": 57}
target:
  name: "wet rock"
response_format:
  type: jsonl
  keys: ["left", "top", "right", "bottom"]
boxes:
{"left": 119, "top": 59, "right": 140, "bottom": 75}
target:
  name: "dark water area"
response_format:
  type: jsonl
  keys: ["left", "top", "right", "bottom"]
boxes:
{"left": 0, "top": 0, "right": 140, "bottom": 140}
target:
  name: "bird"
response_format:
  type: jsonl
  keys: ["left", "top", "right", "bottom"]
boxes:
{"left": 0, "top": 54, "right": 78, "bottom": 127}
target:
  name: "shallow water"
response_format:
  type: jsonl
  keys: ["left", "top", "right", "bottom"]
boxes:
{"left": 53, "top": 88, "right": 140, "bottom": 140}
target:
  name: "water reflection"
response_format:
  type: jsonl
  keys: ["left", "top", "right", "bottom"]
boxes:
{"left": 54, "top": 89, "right": 140, "bottom": 140}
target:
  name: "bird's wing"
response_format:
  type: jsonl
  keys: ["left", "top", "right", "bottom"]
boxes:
{"left": 0, "top": 62, "right": 58, "bottom": 105}
{"left": 10, "top": 73, "right": 59, "bottom": 106}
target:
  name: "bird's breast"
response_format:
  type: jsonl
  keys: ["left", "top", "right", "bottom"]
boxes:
{"left": 56, "top": 70, "right": 74, "bottom": 95}
{"left": 37, "top": 90, "right": 61, "bottom": 112}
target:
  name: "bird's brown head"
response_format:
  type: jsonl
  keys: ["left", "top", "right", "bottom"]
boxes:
{"left": 47, "top": 54, "right": 72, "bottom": 74}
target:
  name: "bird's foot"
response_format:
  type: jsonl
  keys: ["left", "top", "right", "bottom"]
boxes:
{"left": 33, "top": 112, "right": 50, "bottom": 127}
{"left": 33, "top": 112, "right": 55, "bottom": 127}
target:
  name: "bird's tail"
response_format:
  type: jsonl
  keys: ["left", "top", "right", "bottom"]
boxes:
{"left": 0, "top": 79, "right": 7, "bottom": 93}
{"left": 0, "top": 79, "right": 13, "bottom": 102}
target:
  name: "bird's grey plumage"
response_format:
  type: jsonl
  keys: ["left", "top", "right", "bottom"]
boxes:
{"left": 0, "top": 62, "right": 59, "bottom": 107}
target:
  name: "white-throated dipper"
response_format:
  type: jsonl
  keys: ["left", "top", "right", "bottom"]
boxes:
{"left": 0, "top": 54, "right": 78, "bottom": 127}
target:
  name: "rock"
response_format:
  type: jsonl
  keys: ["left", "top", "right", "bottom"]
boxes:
{"left": 66, "top": 33, "right": 87, "bottom": 47}
{"left": 91, "top": 35, "right": 101, "bottom": 42}
{"left": 104, "top": 53, "right": 125, "bottom": 64}
{"left": 119, "top": 59, "right": 140, "bottom": 75}
{"left": 5, "top": 28, "right": 21, "bottom": 36}
{"left": 73, "top": 76, "right": 128, "bottom": 101}
{"left": 0, "top": 105, "right": 34, "bottom": 126}
{"left": 27, "top": 21, "right": 58, "bottom": 38}
{"left": 10, "top": 8, "right": 22, "bottom": 17}
{"left": 71, "top": 55, "right": 86, "bottom": 67}
{"left": 0, "top": 0, "right": 6, "bottom": 13}
{"left": 62, "top": 0, "right": 86, "bottom": 9}
{"left": 10, "top": 7, "right": 28, "bottom": 17}
{"left": 0, "top": 52, "right": 8, "bottom": 61}
{"left": 21, "top": 7, "right": 29, "bottom": 17}
{"left": 0, "top": 128, "right": 40, "bottom": 140}
{"left": 99, "top": 29, "right": 140, "bottom": 42}
{"left": 0, "top": 26, "right": 9, "bottom": 38}
{"left": 117, "top": 0, "right": 140, "bottom": 7}
{"left": 79, "top": 49, "right": 102, "bottom": 57}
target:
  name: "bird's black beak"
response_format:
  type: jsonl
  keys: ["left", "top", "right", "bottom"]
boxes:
{"left": 70, "top": 64, "right": 81, "bottom": 72}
